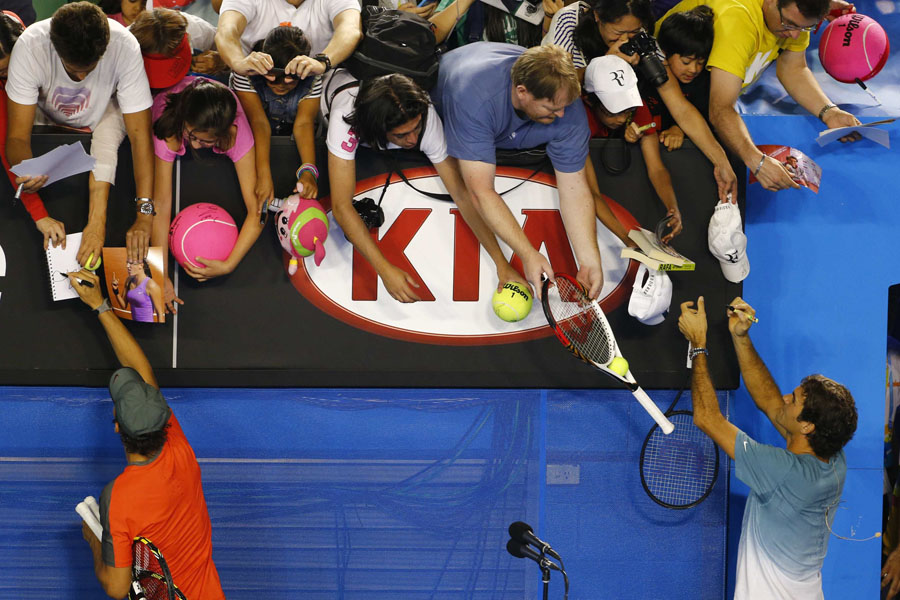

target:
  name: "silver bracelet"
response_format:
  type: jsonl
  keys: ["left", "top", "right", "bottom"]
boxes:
{"left": 753, "top": 154, "right": 766, "bottom": 177}
{"left": 818, "top": 103, "right": 837, "bottom": 122}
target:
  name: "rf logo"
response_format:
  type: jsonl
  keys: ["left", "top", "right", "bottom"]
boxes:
{"left": 611, "top": 70, "right": 625, "bottom": 86}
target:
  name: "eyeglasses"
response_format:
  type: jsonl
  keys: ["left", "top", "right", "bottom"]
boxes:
{"left": 777, "top": 6, "right": 817, "bottom": 32}
{"left": 184, "top": 127, "right": 217, "bottom": 148}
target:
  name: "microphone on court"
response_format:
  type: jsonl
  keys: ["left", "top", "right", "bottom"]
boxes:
{"left": 508, "top": 521, "right": 561, "bottom": 560}
{"left": 506, "top": 539, "right": 561, "bottom": 571}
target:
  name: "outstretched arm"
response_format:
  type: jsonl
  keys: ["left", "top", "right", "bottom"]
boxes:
{"left": 776, "top": 49, "right": 861, "bottom": 142}
{"left": 459, "top": 158, "right": 554, "bottom": 299}
{"left": 727, "top": 297, "right": 788, "bottom": 438}
{"left": 434, "top": 156, "right": 525, "bottom": 292}
{"left": 68, "top": 269, "right": 158, "bottom": 389}
{"left": 678, "top": 296, "right": 739, "bottom": 458}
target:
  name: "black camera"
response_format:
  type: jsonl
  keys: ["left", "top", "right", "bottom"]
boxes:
{"left": 352, "top": 197, "right": 385, "bottom": 230}
{"left": 619, "top": 31, "right": 668, "bottom": 88}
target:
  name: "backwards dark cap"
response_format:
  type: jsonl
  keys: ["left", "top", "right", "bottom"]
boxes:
{"left": 142, "top": 33, "right": 191, "bottom": 89}
{"left": 109, "top": 367, "right": 170, "bottom": 438}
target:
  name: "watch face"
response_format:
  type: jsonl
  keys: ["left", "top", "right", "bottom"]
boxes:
{"left": 138, "top": 202, "right": 154, "bottom": 215}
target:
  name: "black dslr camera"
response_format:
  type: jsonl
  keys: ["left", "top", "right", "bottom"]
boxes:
{"left": 619, "top": 31, "right": 668, "bottom": 88}
{"left": 352, "top": 197, "right": 385, "bottom": 230}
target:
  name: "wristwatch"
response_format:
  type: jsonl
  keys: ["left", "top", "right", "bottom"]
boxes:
{"left": 136, "top": 197, "right": 156, "bottom": 216}
{"left": 313, "top": 53, "right": 332, "bottom": 72}
{"left": 94, "top": 298, "right": 112, "bottom": 315}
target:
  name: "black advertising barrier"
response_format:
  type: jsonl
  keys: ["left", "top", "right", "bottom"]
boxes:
{"left": 0, "top": 132, "right": 744, "bottom": 388}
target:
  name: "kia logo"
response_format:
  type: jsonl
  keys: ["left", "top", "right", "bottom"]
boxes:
{"left": 289, "top": 166, "right": 639, "bottom": 345}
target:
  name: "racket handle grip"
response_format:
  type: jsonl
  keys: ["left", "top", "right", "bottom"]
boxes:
{"left": 84, "top": 495, "right": 100, "bottom": 522}
{"left": 632, "top": 387, "right": 675, "bottom": 434}
{"left": 76, "top": 501, "right": 103, "bottom": 541}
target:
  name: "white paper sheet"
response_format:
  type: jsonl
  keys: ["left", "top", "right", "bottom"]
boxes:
{"left": 10, "top": 142, "right": 96, "bottom": 185}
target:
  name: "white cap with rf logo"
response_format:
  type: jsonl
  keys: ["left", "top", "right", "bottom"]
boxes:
{"left": 584, "top": 55, "right": 643, "bottom": 114}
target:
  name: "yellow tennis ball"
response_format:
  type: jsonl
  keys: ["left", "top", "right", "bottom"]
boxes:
{"left": 609, "top": 357, "right": 629, "bottom": 377}
{"left": 492, "top": 282, "right": 533, "bottom": 322}
{"left": 84, "top": 253, "right": 102, "bottom": 271}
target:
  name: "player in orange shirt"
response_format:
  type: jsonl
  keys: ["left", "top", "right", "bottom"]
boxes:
{"left": 70, "top": 268, "right": 225, "bottom": 600}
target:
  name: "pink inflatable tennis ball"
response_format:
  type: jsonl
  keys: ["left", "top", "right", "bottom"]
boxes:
{"left": 819, "top": 13, "right": 890, "bottom": 83}
{"left": 169, "top": 202, "right": 238, "bottom": 269}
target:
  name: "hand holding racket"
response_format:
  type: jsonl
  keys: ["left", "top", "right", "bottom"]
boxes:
{"left": 541, "top": 274, "right": 674, "bottom": 434}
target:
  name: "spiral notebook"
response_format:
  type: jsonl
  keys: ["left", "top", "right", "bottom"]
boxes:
{"left": 44, "top": 232, "right": 84, "bottom": 301}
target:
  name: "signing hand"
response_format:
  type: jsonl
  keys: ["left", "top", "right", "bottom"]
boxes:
{"left": 164, "top": 276, "right": 184, "bottom": 314}
{"left": 678, "top": 296, "right": 708, "bottom": 347}
{"left": 35, "top": 216, "right": 66, "bottom": 250}
{"left": 823, "top": 108, "right": 863, "bottom": 142}
{"left": 296, "top": 171, "right": 318, "bottom": 199}
{"left": 126, "top": 214, "right": 152, "bottom": 263}
{"left": 15, "top": 174, "right": 49, "bottom": 194}
{"left": 67, "top": 269, "right": 104, "bottom": 310}
{"left": 234, "top": 51, "right": 273, "bottom": 77}
{"left": 625, "top": 122, "right": 646, "bottom": 144}
{"left": 658, "top": 126, "right": 684, "bottom": 151}
{"left": 183, "top": 257, "right": 233, "bottom": 282}
{"left": 381, "top": 263, "right": 422, "bottom": 303}
{"left": 77, "top": 222, "right": 105, "bottom": 268}
{"left": 726, "top": 296, "right": 756, "bottom": 338}
{"left": 755, "top": 155, "right": 800, "bottom": 191}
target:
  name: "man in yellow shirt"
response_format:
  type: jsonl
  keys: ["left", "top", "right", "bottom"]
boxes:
{"left": 657, "top": 0, "right": 860, "bottom": 192}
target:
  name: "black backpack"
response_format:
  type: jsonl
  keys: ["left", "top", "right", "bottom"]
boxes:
{"left": 343, "top": 6, "right": 441, "bottom": 90}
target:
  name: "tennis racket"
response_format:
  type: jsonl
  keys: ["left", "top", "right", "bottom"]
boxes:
{"left": 130, "top": 536, "right": 187, "bottom": 600}
{"left": 639, "top": 377, "right": 720, "bottom": 509}
{"left": 541, "top": 273, "right": 674, "bottom": 434}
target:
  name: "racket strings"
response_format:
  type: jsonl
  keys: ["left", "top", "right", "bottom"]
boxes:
{"left": 547, "top": 279, "right": 615, "bottom": 365}
{"left": 133, "top": 541, "right": 171, "bottom": 600}
{"left": 641, "top": 413, "right": 718, "bottom": 507}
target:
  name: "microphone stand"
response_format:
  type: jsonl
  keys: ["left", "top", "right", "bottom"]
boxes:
{"left": 540, "top": 549, "right": 551, "bottom": 600}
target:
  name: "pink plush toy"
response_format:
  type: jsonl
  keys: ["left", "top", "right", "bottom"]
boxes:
{"left": 275, "top": 194, "right": 329, "bottom": 275}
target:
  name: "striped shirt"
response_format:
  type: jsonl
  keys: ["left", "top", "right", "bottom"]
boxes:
{"left": 542, "top": 1, "right": 589, "bottom": 68}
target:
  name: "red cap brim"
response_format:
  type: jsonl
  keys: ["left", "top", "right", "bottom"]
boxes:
{"left": 143, "top": 34, "right": 191, "bottom": 89}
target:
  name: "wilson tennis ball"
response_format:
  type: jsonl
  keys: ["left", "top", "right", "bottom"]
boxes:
{"left": 609, "top": 357, "right": 629, "bottom": 377}
{"left": 492, "top": 282, "right": 533, "bottom": 322}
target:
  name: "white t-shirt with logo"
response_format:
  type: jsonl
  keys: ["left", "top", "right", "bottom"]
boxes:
{"left": 6, "top": 19, "right": 151, "bottom": 130}
{"left": 219, "top": 0, "right": 360, "bottom": 56}
{"left": 322, "top": 69, "right": 448, "bottom": 164}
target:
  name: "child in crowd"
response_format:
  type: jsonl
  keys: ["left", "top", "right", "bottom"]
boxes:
{"left": 239, "top": 26, "right": 320, "bottom": 200}
{"left": 583, "top": 56, "right": 683, "bottom": 242}
{"left": 130, "top": 8, "right": 222, "bottom": 85}
{"left": 151, "top": 78, "right": 263, "bottom": 282}
{"left": 654, "top": 5, "right": 714, "bottom": 151}
{"left": 0, "top": 11, "right": 63, "bottom": 250}
{"left": 99, "top": 0, "right": 147, "bottom": 27}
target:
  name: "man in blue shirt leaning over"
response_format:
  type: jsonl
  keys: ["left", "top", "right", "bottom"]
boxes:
{"left": 678, "top": 295, "right": 857, "bottom": 599}
{"left": 432, "top": 42, "right": 603, "bottom": 300}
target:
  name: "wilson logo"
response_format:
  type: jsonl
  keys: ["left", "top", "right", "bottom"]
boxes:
{"left": 289, "top": 167, "right": 639, "bottom": 345}
{"left": 842, "top": 14, "right": 865, "bottom": 46}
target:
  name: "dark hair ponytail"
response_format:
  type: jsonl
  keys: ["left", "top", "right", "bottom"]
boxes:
{"left": 153, "top": 79, "right": 237, "bottom": 149}
{"left": 0, "top": 12, "right": 25, "bottom": 58}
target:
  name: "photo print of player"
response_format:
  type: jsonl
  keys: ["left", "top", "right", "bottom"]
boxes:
{"left": 101, "top": 247, "right": 166, "bottom": 323}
